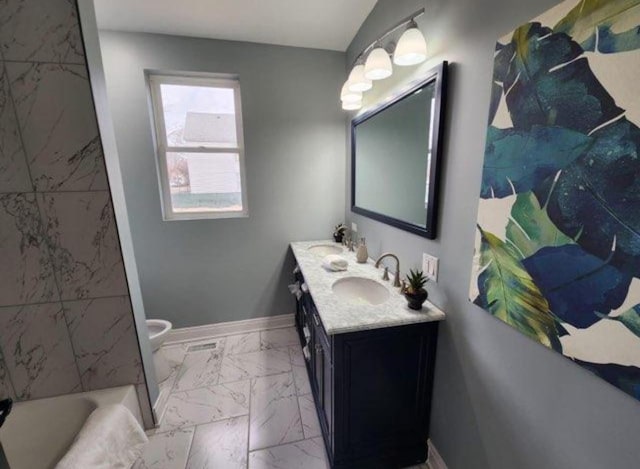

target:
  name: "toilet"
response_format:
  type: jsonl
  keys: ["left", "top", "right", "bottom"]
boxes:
{"left": 146, "top": 319, "right": 173, "bottom": 382}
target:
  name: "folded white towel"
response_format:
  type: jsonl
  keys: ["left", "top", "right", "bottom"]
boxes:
{"left": 288, "top": 282, "right": 303, "bottom": 300}
{"left": 56, "top": 404, "right": 148, "bottom": 469}
{"left": 322, "top": 254, "right": 348, "bottom": 271}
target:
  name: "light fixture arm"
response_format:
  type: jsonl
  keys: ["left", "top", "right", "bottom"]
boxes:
{"left": 351, "top": 8, "right": 425, "bottom": 69}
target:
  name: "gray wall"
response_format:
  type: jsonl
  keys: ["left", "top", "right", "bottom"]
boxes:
{"left": 347, "top": 1, "right": 640, "bottom": 468}
{"left": 99, "top": 31, "right": 346, "bottom": 328}
{"left": 0, "top": 0, "right": 153, "bottom": 426}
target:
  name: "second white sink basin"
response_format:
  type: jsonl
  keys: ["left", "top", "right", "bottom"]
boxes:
{"left": 331, "top": 277, "right": 390, "bottom": 305}
{"left": 308, "top": 244, "right": 343, "bottom": 256}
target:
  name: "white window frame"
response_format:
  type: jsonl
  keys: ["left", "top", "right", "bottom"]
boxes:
{"left": 148, "top": 72, "right": 248, "bottom": 221}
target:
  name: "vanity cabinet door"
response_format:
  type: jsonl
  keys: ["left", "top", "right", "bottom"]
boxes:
{"left": 312, "top": 314, "right": 323, "bottom": 399}
{"left": 303, "top": 297, "right": 315, "bottom": 389}
{"left": 321, "top": 334, "right": 333, "bottom": 442}
{"left": 294, "top": 269, "right": 304, "bottom": 331}
{"left": 331, "top": 322, "right": 438, "bottom": 468}
{"left": 295, "top": 298, "right": 305, "bottom": 343}
{"left": 312, "top": 312, "right": 333, "bottom": 450}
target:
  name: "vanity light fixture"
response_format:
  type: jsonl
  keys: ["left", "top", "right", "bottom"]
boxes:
{"left": 393, "top": 21, "right": 427, "bottom": 66}
{"left": 340, "top": 8, "right": 426, "bottom": 112}
{"left": 347, "top": 63, "right": 372, "bottom": 92}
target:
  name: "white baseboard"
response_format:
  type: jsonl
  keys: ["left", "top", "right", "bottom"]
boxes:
{"left": 165, "top": 313, "right": 295, "bottom": 345}
{"left": 428, "top": 439, "right": 448, "bottom": 469}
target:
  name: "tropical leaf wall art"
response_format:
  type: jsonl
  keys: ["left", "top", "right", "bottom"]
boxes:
{"left": 470, "top": 0, "right": 640, "bottom": 402}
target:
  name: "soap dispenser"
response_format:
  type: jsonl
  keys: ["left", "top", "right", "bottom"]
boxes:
{"left": 356, "top": 238, "right": 368, "bottom": 263}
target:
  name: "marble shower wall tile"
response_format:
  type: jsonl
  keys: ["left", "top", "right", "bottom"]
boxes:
{"left": 6, "top": 62, "right": 107, "bottom": 191}
{"left": 0, "top": 0, "right": 85, "bottom": 63}
{"left": 0, "top": 352, "right": 16, "bottom": 400}
{"left": 0, "top": 193, "right": 58, "bottom": 306}
{"left": 38, "top": 191, "right": 128, "bottom": 300}
{"left": 0, "top": 302, "right": 81, "bottom": 399}
{"left": 0, "top": 63, "right": 31, "bottom": 193}
{"left": 0, "top": 1, "right": 149, "bottom": 413}
{"left": 63, "top": 296, "right": 143, "bottom": 390}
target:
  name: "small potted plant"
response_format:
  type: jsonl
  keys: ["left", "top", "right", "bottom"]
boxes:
{"left": 403, "top": 269, "right": 429, "bottom": 310}
{"left": 333, "top": 223, "right": 347, "bottom": 243}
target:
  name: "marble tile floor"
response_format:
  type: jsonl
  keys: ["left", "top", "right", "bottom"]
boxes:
{"left": 135, "top": 326, "right": 430, "bottom": 469}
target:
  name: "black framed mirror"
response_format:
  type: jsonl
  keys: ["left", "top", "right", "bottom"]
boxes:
{"left": 351, "top": 61, "right": 447, "bottom": 239}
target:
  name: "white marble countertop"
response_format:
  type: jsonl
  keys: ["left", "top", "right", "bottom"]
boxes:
{"left": 290, "top": 240, "right": 446, "bottom": 335}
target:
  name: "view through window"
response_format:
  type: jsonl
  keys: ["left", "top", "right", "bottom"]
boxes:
{"left": 148, "top": 74, "right": 247, "bottom": 220}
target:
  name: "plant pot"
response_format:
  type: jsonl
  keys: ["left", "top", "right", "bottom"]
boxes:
{"left": 404, "top": 290, "right": 428, "bottom": 310}
{"left": 333, "top": 233, "right": 344, "bottom": 243}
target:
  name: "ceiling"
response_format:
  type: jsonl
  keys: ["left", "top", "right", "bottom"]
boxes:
{"left": 94, "top": 0, "right": 378, "bottom": 52}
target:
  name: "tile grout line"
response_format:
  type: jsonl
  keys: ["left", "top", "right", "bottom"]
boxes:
{"left": 182, "top": 424, "right": 197, "bottom": 469}
{"left": 248, "top": 435, "right": 312, "bottom": 455}
{"left": 1, "top": 54, "right": 36, "bottom": 194}
{"left": 0, "top": 189, "right": 113, "bottom": 195}
{"left": 0, "top": 293, "right": 130, "bottom": 310}
{"left": 289, "top": 345, "right": 309, "bottom": 435}
{"left": 173, "top": 370, "right": 286, "bottom": 397}
{"left": 2, "top": 58, "right": 86, "bottom": 66}
{"left": 295, "top": 388, "right": 307, "bottom": 440}
{"left": 246, "top": 368, "right": 253, "bottom": 469}
{"left": 154, "top": 346, "right": 188, "bottom": 423}
{"left": 150, "top": 403, "right": 250, "bottom": 435}
{"left": 60, "top": 302, "right": 86, "bottom": 391}
{"left": 167, "top": 346, "right": 190, "bottom": 395}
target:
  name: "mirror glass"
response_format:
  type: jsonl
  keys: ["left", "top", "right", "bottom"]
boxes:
{"left": 351, "top": 62, "right": 447, "bottom": 239}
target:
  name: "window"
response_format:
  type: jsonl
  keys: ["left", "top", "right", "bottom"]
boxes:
{"left": 148, "top": 73, "right": 248, "bottom": 220}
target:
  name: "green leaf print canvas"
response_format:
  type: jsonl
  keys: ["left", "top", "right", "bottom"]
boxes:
{"left": 470, "top": 0, "right": 640, "bottom": 402}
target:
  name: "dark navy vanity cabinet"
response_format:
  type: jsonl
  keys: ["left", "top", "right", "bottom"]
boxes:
{"left": 294, "top": 270, "right": 439, "bottom": 468}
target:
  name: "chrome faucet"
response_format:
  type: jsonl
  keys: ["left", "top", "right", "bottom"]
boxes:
{"left": 375, "top": 253, "right": 401, "bottom": 288}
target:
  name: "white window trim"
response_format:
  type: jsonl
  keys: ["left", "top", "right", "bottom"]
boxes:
{"left": 148, "top": 72, "right": 249, "bottom": 221}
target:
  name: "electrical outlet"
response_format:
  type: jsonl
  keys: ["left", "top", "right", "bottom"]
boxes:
{"left": 422, "top": 253, "right": 439, "bottom": 282}
{"left": 351, "top": 222, "right": 358, "bottom": 233}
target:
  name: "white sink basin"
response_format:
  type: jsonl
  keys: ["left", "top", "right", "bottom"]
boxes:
{"left": 331, "top": 277, "right": 390, "bottom": 305}
{"left": 308, "top": 244, "right": 343, "bottom": 256}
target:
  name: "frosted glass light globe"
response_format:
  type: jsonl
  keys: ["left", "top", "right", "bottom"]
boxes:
{"left": 342, "top": 100, "right": 362, "bottom": 111}
{"left": 340, "top": 81, "right": 362, "bottom": 103}
{"left": 364, "top": 47, "right": 393, "bottom": 80}
{"left": 393, "top": 27, "right": 427, "bottom": 66}
{"left": 347, "top": 64, "right": 372, "bottom": 92}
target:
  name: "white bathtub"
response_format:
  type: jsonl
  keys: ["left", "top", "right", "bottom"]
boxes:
{"left": 0, "top": 385, "right": 142, "bottom": 469}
